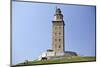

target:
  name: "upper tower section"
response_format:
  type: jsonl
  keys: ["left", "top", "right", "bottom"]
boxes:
{"left": 53, "top": 8, "right": 63, "bottom": 21}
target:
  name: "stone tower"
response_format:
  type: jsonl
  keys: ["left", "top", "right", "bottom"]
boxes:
{"left": 38, "top": 8, "right": 77, "bottom": 60}
{"left": 52, "top": 8, "right": 65, "bottom": 55}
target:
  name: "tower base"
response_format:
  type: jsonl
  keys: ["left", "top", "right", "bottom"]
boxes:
{"left": 37, "top": 50, "right": 78, "bottom": 61}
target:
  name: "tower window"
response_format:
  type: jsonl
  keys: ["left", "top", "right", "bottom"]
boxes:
{"left": 59, "top": 32, "right": 61, "bottom": 35}
{"left": 59, "top": 45, "right": 61, "bottom": 48}
{"left": 55, "top": 39, "right": 56, "bottom": 41}
{"left": 59, "top": 39, "right": 61, "bottom": 41}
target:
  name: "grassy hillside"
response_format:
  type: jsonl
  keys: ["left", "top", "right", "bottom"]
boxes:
{"left": 13, "top": 56, "right": 96, "bottom": 67}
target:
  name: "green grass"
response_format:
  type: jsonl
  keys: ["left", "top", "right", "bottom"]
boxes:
{"left": 13, "top": 56, "right": 96, "bottom": 67}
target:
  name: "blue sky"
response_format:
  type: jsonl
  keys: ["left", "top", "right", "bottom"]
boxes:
{"left": 12, "top": 1, "right": 96, "bottom": 65}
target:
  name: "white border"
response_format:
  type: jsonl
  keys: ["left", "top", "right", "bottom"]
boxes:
{"left": 0, "top": 0, "right": 100, "bottom": 67}
{"left": 0, "top": 0, "right": 10, "bottom": 67}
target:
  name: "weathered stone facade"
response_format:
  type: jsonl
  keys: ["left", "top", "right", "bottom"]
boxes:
{"left": 52, "top": 8, "right": 65, "bottom": 55}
